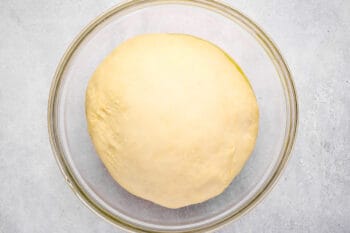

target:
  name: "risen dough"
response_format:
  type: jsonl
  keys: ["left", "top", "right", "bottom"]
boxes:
{"left": 86, "top": 34, "right": 259, "bottom": 209}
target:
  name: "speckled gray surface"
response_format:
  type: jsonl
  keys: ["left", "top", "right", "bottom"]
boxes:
{"left": 0, "top": 0, "right": 349, "bottom": 232}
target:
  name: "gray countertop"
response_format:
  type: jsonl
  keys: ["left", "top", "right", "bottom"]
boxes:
{"left": 0, "top": 0, "right": 349, "bottom": 232}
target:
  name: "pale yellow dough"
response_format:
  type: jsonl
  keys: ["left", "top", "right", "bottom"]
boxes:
{"left": 86, "top": 34, "right": 259, "bottom": 209}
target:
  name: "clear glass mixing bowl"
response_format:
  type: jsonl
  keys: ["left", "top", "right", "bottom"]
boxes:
{"left": 48, "top": 0, "right": 298, "bottom": 232}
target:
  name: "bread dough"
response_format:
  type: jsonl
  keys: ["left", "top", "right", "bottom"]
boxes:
{"left": 86, "top": 34, "right": 259, "bottom": 209}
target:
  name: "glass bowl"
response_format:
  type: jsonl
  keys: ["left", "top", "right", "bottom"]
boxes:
{"left": 48, "top": 0, "right": 298, "bottom": 232}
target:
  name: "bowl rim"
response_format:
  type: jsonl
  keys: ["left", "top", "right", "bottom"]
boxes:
{"left": 48, "top": 0, "right": 298, "bottom": 232}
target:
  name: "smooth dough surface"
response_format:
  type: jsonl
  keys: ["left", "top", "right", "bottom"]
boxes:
{"left": 86, "top": 34, "right": 259, "bottom": 209}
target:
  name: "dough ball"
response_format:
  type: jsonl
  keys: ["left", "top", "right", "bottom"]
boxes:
{"left": 86, "top": 34, "right": 259, "bottom": 208}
